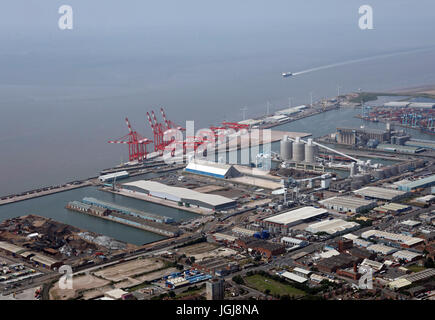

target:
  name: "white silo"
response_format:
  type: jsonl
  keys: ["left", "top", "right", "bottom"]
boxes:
{"left": 350, "top": 162, "right": 357, "bottom": 177}
{"left": 304, "top": 139, "right": 317, "bottom": 163}
{"left": 292, "top": 137, "right": 305, "bottom": 162}
{"left": 280, "top": 135, "right": 293, "bottom": 161}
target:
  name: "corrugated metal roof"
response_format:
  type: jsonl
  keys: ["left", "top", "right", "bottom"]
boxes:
{"left": 0, "top": 241, "right": 25, "bottom": 254}
{"left": 99, "top": 171, "right": 129, "bottom": 181}
{"left": 374, "top": 202, "right": 410, "bottom": 212}
{"left": 123, "top": 180, "right": 236, "bottom": 207}
{"left": 263, "top": 206, "right": 327, "bottom": 225}
{"left": 293, "top": 267, "right": 311, "bottom": 275}
{"left": 361, "top": 230, "right": 423, "bottom": 246}
{"left": 306, "top": 219, "right": 359, "bottom": 235}
{"left": 319, "top": 196, "right": 375, "bottom": 209}
{"left": 389, "top": 278, "right": 412, "bottom": 289}
{"left": 185, "top": 160, "right": 231, "bottom": 177}
{"left": 392, "top": 250, "right": 421, "bottom": 261}
{"left": 30, "top": 254, "right": 60, "bottom": 266}
{"left": 354, "top": 186, "right": 406, "bottom": 200}
{"left": 281, "top": 271, "right": 308, "bottom": 283}
{"left": 399, "top": 175, "right": 435, "bottom": 190}
{"left": 367, "top": 244, "right": 398, "bottom": 255}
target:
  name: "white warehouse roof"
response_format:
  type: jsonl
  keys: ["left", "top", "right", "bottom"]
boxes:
{"left": 400, "top": 220, "right": 421, "bottom": 227}
{"left": 367, "top": 244, "right": 398, "bottom": 255}
{"left": 305, "top": 219, "right": 359, "bottom": 235}
{"left": 354, "top": 186, "right": 406, "bottom": 200}
{"left": 184, "top": 159, "right": 240, "bottom": 179}
{"left": 281, "top": 271, "right": 308, "bottom": 283}
{"left": 123, "top": 180, "right": 236, "bottom": 210}
{"left": 293, "top": 267, "right": 311, "bottom": 275}
{"left": 263, "top": 206, "right": 328, "bottom": 226}
{"left": 392, "top": 250, "right": 422, "bottom": 261}
{"left": 342, "top": 233, "right": 359, "bottom": 240}
{"left": 361, "top": 230, "right": 424, "bottom": 247}
{"left": 319, "top": 196, "right": 375, "bottom": 210}
{"left": 99, "top": 170, "right": 129, "bottom": 182}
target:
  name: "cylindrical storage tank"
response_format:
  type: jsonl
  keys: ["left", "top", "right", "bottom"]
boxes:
{"left": 292, "top": 137, "right": 305, "bottom": 162}
{"left": 304, "top": 139, "right": 317, "bottom": 163}
{"left": 280, "top": 136, "right": 293, "bottom": 160}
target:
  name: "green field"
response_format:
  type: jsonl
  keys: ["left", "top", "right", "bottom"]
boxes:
{"left": 407, "top": 265, "right": 426, "bottom": 273}
{"left": 244, "top": 274, "right": 306, "bottom": 297}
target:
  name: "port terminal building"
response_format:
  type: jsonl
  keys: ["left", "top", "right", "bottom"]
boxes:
{"left": 122, "top": 180, "right": 237, "bottom": 211}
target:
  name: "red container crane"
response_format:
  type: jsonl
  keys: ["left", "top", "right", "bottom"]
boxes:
{"left": 108, "top": 118, "right": 152, "bottom": 162}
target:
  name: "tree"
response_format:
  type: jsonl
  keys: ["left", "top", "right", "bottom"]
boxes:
{"left": 424, "top": 257, "right": 434, "bottom": 268}
{"left": 232, "top": 275, "right": 245, "bottom": 285}
{"left": 264, "top": 289, "right": 271, "bottom": 295}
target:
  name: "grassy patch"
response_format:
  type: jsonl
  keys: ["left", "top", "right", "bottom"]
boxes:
{"left": 244, "top": 274, "right": 305, "bottom": 297}
{"left": 175, "top": 287, "right": 204, "bottom": 299}
{"left": 407, "top": 265, "right": 426, "bottom": 273}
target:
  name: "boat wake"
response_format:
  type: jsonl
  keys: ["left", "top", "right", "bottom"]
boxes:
{"left": 292, "top": 47, "right": 435, "bottom": 76}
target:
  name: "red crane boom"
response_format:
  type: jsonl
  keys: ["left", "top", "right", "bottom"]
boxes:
{"left": 108, "top": 117, "right": 152, "bottom": 162}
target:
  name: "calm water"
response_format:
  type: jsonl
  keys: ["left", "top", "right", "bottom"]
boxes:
{"left": 0, "top": 183, "right": 197, "bottom": 245}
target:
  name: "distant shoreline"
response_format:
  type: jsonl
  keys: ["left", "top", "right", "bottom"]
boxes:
{"left": 388, "top": 84, "right": 435, "bottom": 97}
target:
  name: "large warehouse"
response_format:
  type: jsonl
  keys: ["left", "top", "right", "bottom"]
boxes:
{"left": 353, "top": 186, "right": 407, "bottom": 201}
{"left": 122, "top": 180, "right": 237, "bottom": 211}
{"left": 361, "top": 230, "right": 424, "bottom": 248}
{"left": 260, "top": 206, "right": 328, "bottom": 233}
{"left": 184, "top": 159, "right": 241, "bottom": 179}
{"left": 305, "top": 219, "right": 359, "bottom": 236}
{"left": 319, "top": 196, "right": 376, "bottom": 213}
{"left": 397, "top": 174, "right": 435, "bottom": 192}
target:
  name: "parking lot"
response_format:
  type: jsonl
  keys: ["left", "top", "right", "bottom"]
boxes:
{"left": 0, "top": 256, "right": 44, "bottom": 292}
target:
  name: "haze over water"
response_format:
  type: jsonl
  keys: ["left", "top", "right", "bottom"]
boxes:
{"left": 1, "top": 0, "right": 435, "bottom": 195}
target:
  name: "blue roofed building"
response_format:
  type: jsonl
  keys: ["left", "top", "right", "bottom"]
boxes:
{"left": 397, "top": 175, "right": 435, "bottom": 192}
